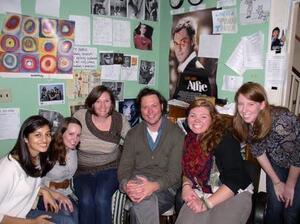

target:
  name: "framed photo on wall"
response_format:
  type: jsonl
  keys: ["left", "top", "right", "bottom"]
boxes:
{"left": 38, "top": 83, "right": 65, "bottom": 106}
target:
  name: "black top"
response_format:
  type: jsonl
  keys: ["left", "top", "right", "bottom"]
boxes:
{"left": 214, "top": 133, "right": 252, "bottom": 194}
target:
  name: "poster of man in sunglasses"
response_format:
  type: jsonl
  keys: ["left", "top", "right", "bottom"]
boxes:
{"left": 169, "top": 9, "right": 218, "bottom": 103}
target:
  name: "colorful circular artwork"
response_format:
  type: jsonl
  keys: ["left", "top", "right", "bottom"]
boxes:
{"left": 1, "top": 34, "right": 20, "bottom": 52}
{"left": 22, "top": 17, "right": 39, "bottom": 36}
{"left": 44, "top": 41, "right": 54, "bottom": 52}
{"left": 2, "top": 53, "right": 18, "bottom": 70}
{"left": 22, "top": 36, "right": 37, "bottom": 52}
{"left": 59, "top": 20, "right": 74, "bottom": 38}
{"left": 41, "top": 19, "right": 57, "bottom": 38}
{"left": 21, "top": 54, "right": 38, "bottom": 72}
{"left": 40, "top": 55, "right": 57, "bottom": 73}
{"left": 3, "top": 14, "right": 21, "bottom": 35}
{"left": 57, "top": 55, "right": 72, "bottom": 72}
{"left": 40, "top": 39, "right": 57, "bottom": 54}
{"left": 58, "top": 39, "right": 73, "bottom": 55}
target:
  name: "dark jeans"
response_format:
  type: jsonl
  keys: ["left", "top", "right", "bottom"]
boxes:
{"left": 74, "top": 168, "right": 119, "bottom": 224}
{"left": 265, "top": 161, "right": 300, "bottom": 224}
{"left": 37, "top": 194, "right": 78, "bottom": 224}
{"left": 27, "top": 209, "right": 75, "bottom": 224}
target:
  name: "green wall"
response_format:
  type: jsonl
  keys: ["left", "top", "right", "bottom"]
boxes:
{"left": 0, "top": 0, "right": 269, "bottom": 155}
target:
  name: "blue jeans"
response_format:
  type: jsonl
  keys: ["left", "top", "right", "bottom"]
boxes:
{"left": 74, "top": 168, "right": 119, "bottom": 224}
{"left": 27, "top": 209, "right": 75, "bottom": 224}
{"left": 37, "top": 195, "right": 78, "bottom": 224}
{"left": 265, "top": 161, "right": 300, "bottom": 224}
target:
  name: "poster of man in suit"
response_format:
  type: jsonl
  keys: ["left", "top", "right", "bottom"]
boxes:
{"left": 169, "top": 9, "right": 218, "bottom": 103}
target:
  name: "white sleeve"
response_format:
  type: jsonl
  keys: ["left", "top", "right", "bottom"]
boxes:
{"left": 0, "top": 158, "right": 16, "bottom": 221}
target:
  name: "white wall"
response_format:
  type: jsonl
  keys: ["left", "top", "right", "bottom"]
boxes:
{"left": 265, "top": 0, "right": 290, "bottom": 106}
{"left": 292, "top": 9, "right": 300, "bottom": 72}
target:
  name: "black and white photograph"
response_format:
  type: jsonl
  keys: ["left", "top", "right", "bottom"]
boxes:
{"left": 139, "top": 60, "right": 155, "bottom": 85}
{"left": 110, "top": 0, "right": 127, "bottom": 17}
{"left": 127, "top": 0, "right": 145, "bottom": 19}
{"left": 38, "top": 109, "right": 64, "bottom": 134}
{"left": 102, "top": 81, "right": 124, "bottom": 101}
{"left": 122, "top": 55, "right": 131, "bottom": 67}
{"left": 119, "top": 98, "right": 139, "bottom": 127}
{"left": 91, "top": 0, "right": 110, "bottom": 16}
{"left": 145, "top": 0, "right": 159, "bottom": 21}
{"left": 38, "top": 83, "right": 65, "bottom": 106}
{"left": 100, "top": 52, "right": 114, "bottom": 65}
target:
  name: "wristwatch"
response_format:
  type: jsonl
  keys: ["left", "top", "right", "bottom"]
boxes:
{"left": 188, "top": 0, "right": 203, "bottom": 6}
{"left": 169, "top": 0, "right": 184, "bottom": 9}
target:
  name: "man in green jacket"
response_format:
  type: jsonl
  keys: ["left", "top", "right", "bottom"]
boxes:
{"left": 118, "top": 87, "right": 185, "bottom": 224}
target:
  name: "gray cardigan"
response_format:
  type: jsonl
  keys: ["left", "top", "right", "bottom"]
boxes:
{"left": 118, "top": 118, "right": 185, "bottom": 190}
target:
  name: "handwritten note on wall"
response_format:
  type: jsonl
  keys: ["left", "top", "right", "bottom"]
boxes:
{"left": 73, "top": 47, "right": 97, "bottom": 70}
{"left": 212, "top": 8, "right": 237, "bottom": 34}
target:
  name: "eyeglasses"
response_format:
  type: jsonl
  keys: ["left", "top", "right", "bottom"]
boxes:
{"left": 173, "top": 38, "right": 190, "bottom": 48}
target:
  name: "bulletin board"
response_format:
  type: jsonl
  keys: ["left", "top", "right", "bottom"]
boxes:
{"left": 0, "top": 0, "right": 161, "bottom": 155}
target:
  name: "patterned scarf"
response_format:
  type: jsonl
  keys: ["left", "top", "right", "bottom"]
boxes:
{"left": 182, "top": 132, "right": 213, "bottom": 193}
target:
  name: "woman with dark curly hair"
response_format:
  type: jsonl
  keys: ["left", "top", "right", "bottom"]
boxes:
{"left": 175, "top": 99, "right": 253, "bottom": 224}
